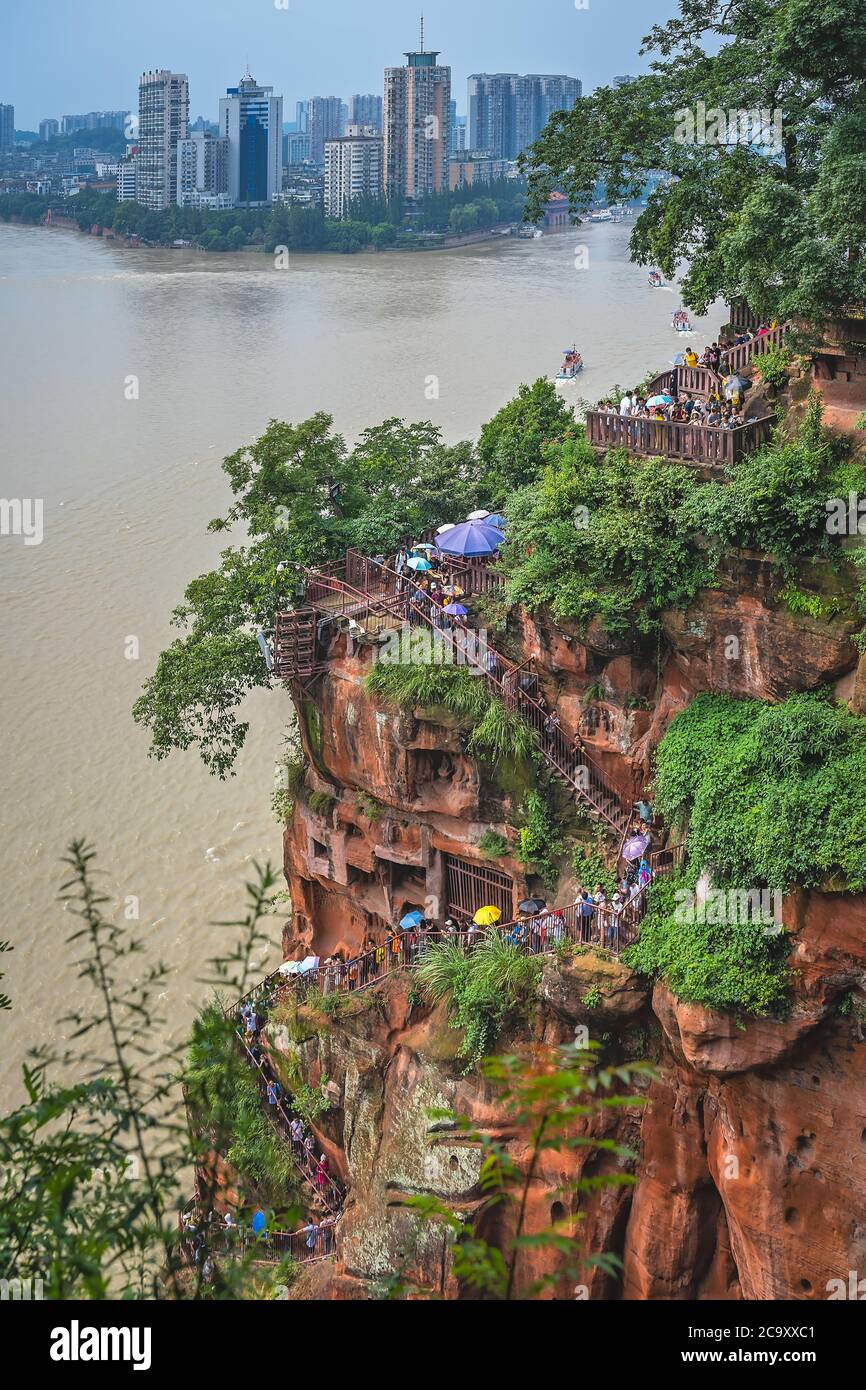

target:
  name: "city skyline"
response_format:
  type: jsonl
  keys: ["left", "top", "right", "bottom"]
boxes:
{"left": 2, "top": 0, "right": 673, "bottom": 130}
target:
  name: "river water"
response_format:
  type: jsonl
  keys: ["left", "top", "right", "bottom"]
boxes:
{"left": 0, "top": 220, "right": 723, "bottom": 1104}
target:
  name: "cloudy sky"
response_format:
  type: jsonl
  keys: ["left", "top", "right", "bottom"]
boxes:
{"left": 4, "top": 0, "right": 677, "bottom": 129}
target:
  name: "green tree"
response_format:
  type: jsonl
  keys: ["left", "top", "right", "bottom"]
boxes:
{"left": 521, "top": 0, "right": 866, "bottom": 325}
{"left": 477, "top": 378, "right": 576, "bottom": 506}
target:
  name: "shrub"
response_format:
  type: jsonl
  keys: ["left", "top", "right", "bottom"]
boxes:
{"left": 514, "top": 791, "right": 563, "bottom": 890}
{"left": 478, "top": 830, "right": 509, "bottom": 860}
{"left": 572, "top": 841, "right": 616, "bottom": 897}
{"left": 307, "top": 790, "right": 336, "bottom": 818}
{"left": 417, "top": 934, "right": 541, "bottom": 1068}
{"left": 653, "top": 691, "right": 866, "bottom": 891}
{"left": 623, "top": 876, "right": 790, "bottom": 1016}
{"left": 753, "top": 345, "right": 792, "bottom": 391}
{"left": 291, "top": 1081, "right": 331, "bottom": 1127}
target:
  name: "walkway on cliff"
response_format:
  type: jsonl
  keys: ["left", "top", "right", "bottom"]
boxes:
{"left": 232, "top": 839, "right": 685, "bottom": 1022}
{"left": 274, "top": 548, "right": 634, "bottom": 846}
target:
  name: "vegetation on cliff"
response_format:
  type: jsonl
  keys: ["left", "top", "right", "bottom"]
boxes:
{"left": 500, "top": 398, "right": 865, "bottom": 634}
{"left": 522, "top": 0, "right": 866, "bottom": 327}
{"left": 417, "top": 934, "right": 542, "bottom": 1068}
{"left": 653, "top": 689, "right": 866, "bottom": 892}
{"left": 624, "top": 875, "right": 791, "bottom": 1015}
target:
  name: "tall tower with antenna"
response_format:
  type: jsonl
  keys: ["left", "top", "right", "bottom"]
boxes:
{"left": 383, "top": 25, "right": 451, "bottom": 198}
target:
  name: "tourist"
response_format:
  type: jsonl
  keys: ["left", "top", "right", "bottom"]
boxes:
{"left": 619, "top": 389, "right": 633, "bottom": 416}
{"left": 266, "top": 1078, "right": 281, "bottom": 1107}
{"left": 544, "top": 709, "right": 561, "bottom": 749}
{"left": 289, "top": 1116, "right": 304, "bottom": 1149}
{"left": 302, "top": 1221, "right": 320, "bottom": 1253}
{"left": 684, "top": 347, "right": 698, "bottom": 368}
{"left": 314, "top": 1154, "right": 329, "bottom": 1190}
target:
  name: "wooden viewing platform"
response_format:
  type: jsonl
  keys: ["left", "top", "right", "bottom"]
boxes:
{"left": 585, "top": 411, "right": 775, "bottom": 464}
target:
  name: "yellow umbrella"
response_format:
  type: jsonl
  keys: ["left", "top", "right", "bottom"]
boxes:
{"left": 473, "top": 905, "right": 502, "bottom": 926}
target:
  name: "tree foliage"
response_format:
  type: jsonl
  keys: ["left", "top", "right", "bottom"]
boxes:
{"left": 521, "top": 0, "right": 866, "bottom": 324}
{"left": 653, "top": 690, "right": 866, "bottom": 891}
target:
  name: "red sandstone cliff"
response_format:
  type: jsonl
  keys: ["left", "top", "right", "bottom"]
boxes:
{"left": 275, "top": 570, "right": 866, "bottom": 1300}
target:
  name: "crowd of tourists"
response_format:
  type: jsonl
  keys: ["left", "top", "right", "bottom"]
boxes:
{"left": 594, "top": 324, "right": 782, "bottom": 429}
{"left": 180, "top": 1204, "right": 337, "bottom": 1272}
{"left": 239, "top": 1000, "right": 340, "bottom": 1205}
{"left": 598, "top": 383, "right": 746, "bottom": 429}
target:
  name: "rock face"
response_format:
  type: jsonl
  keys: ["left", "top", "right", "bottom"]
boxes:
{"left": 268, "top": 964, "right": 650, "bottom": 1300}
{"left": 275, "top": 576, "right": 866, "bottom": 1300}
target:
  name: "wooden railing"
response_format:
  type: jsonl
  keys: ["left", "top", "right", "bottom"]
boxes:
{"left": 585, "top": 410, "right": 774, "bottom": 464}
{"left": 721, "top": 323, "right": 786, "bottom": 375}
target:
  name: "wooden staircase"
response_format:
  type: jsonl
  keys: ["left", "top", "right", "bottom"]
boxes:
{"left": 274, "top": 609, "right": 318, "bottom": 680}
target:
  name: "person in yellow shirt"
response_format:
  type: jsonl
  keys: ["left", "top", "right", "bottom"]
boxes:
{"left": 684, "top": 348, "right": 699, "bottom": 367}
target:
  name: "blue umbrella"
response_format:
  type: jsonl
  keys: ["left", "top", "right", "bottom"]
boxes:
{"left": 444, "top": 602, "right": 468, "bottom": 616}
{"left": 399, "top": 909, "right": 423, "bottom": 929}
{"left": 485, "top": 513, "right": 508, "bottom": 530}
{"left": 251, "top": 1209, "right": 267, "bottom": 1237}
{"left": 671, "top": 353, "right": 686, "bottom": 366}
{"left": 407, "top": 555, "right": 432, "bottom": 571}
{"left": 436, "top": 521, "right": 505, "bottom": 558}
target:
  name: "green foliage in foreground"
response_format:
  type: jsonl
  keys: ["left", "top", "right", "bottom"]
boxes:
{"left": 417, "top": 934, "right": 542, "bottom": 1068}
{"left": 623, "top": 875, "right": 791, "bottom": 1017}
{"left": 382, "top": 1043, "right": 654, "bottom": 1300}
{"left": 0, "top": 843, "right": 286, "bottom": 1298}
{"left": 185, "top": 1007, "right": 299, "bottom": 1207}
{"left": 653, "top": 690, "right": 866, "bottom": 892}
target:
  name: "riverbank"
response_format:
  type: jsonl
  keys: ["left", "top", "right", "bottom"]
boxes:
{"left": 2, "top": 207, "right": 526, "bottom": 255}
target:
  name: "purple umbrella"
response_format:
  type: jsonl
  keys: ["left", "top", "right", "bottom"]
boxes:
{"left": 444, "top": 602, "right": 468, "bottom": 616}
{"left": 436, "top": 521, "right": 505, "bottom": 557}
{"left": 623, "top": 833, "right": 650, "bottom": 862}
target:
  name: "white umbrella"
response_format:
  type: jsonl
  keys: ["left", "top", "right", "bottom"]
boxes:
{"left": 436, "top": 523, "right": 456, "bottom": 535}
{"left": 466, "top": 509, "right": 491, "bottom": 521}
{"left": 279, "top": 955, "right": 320, "bottom": 976}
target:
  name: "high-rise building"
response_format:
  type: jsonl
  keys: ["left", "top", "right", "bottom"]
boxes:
{"left": 306, "top": 96, "right": 344, "bottom": 163}
{"left": 384, "top": 38, "right": 451, "bottom": 199}
{"left": 449, "top": 151, "right": 511, "bottom": 190}
{"left": 136, "top": 71, "right": 189, "bottom": 210}
{"left": 39, "top": 118, "right": 60, "bottom": 142}
{"left": 117, "top": 158, "right": 137, "bottom": 201}
{"left": 284, "top": 131, "right": 311, "bottom": 165}
{"left": 177, "top": 130, "right": 230, "bottom": 206}
{"left": 468, "top": 73, "right": 581, "bottom": 159}
{"left": 295, "top": 100, "right": 309, "bottom": 132}
{"left": 350, "top": 94, "right": 382, "bottom": 133}
{"left": 0, "top": 104, "right": 14, "bottom": 152}
{"left": 61, "top": 110, "right": 130, "bottom": 136}
{"left": 324, "top": 128, "right": 383, "bottom": 219}
{"left": 219, "top": 73, "right": 283, "bottom": 207}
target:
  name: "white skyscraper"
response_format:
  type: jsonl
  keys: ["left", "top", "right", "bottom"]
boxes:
{"left": 117, "top": 158, "right": 137, "bottom": 202}
{"left": 136, "top": 71, "right": 189, "bottom": 210}
{"left": 324, "top": 129, "right": 384, "bottom": 219}
{"left": 177, "top": 130, "right": 230, "bottom": 207}
{"left": 219, "top": 73, "right": 283, "bottom": 207}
